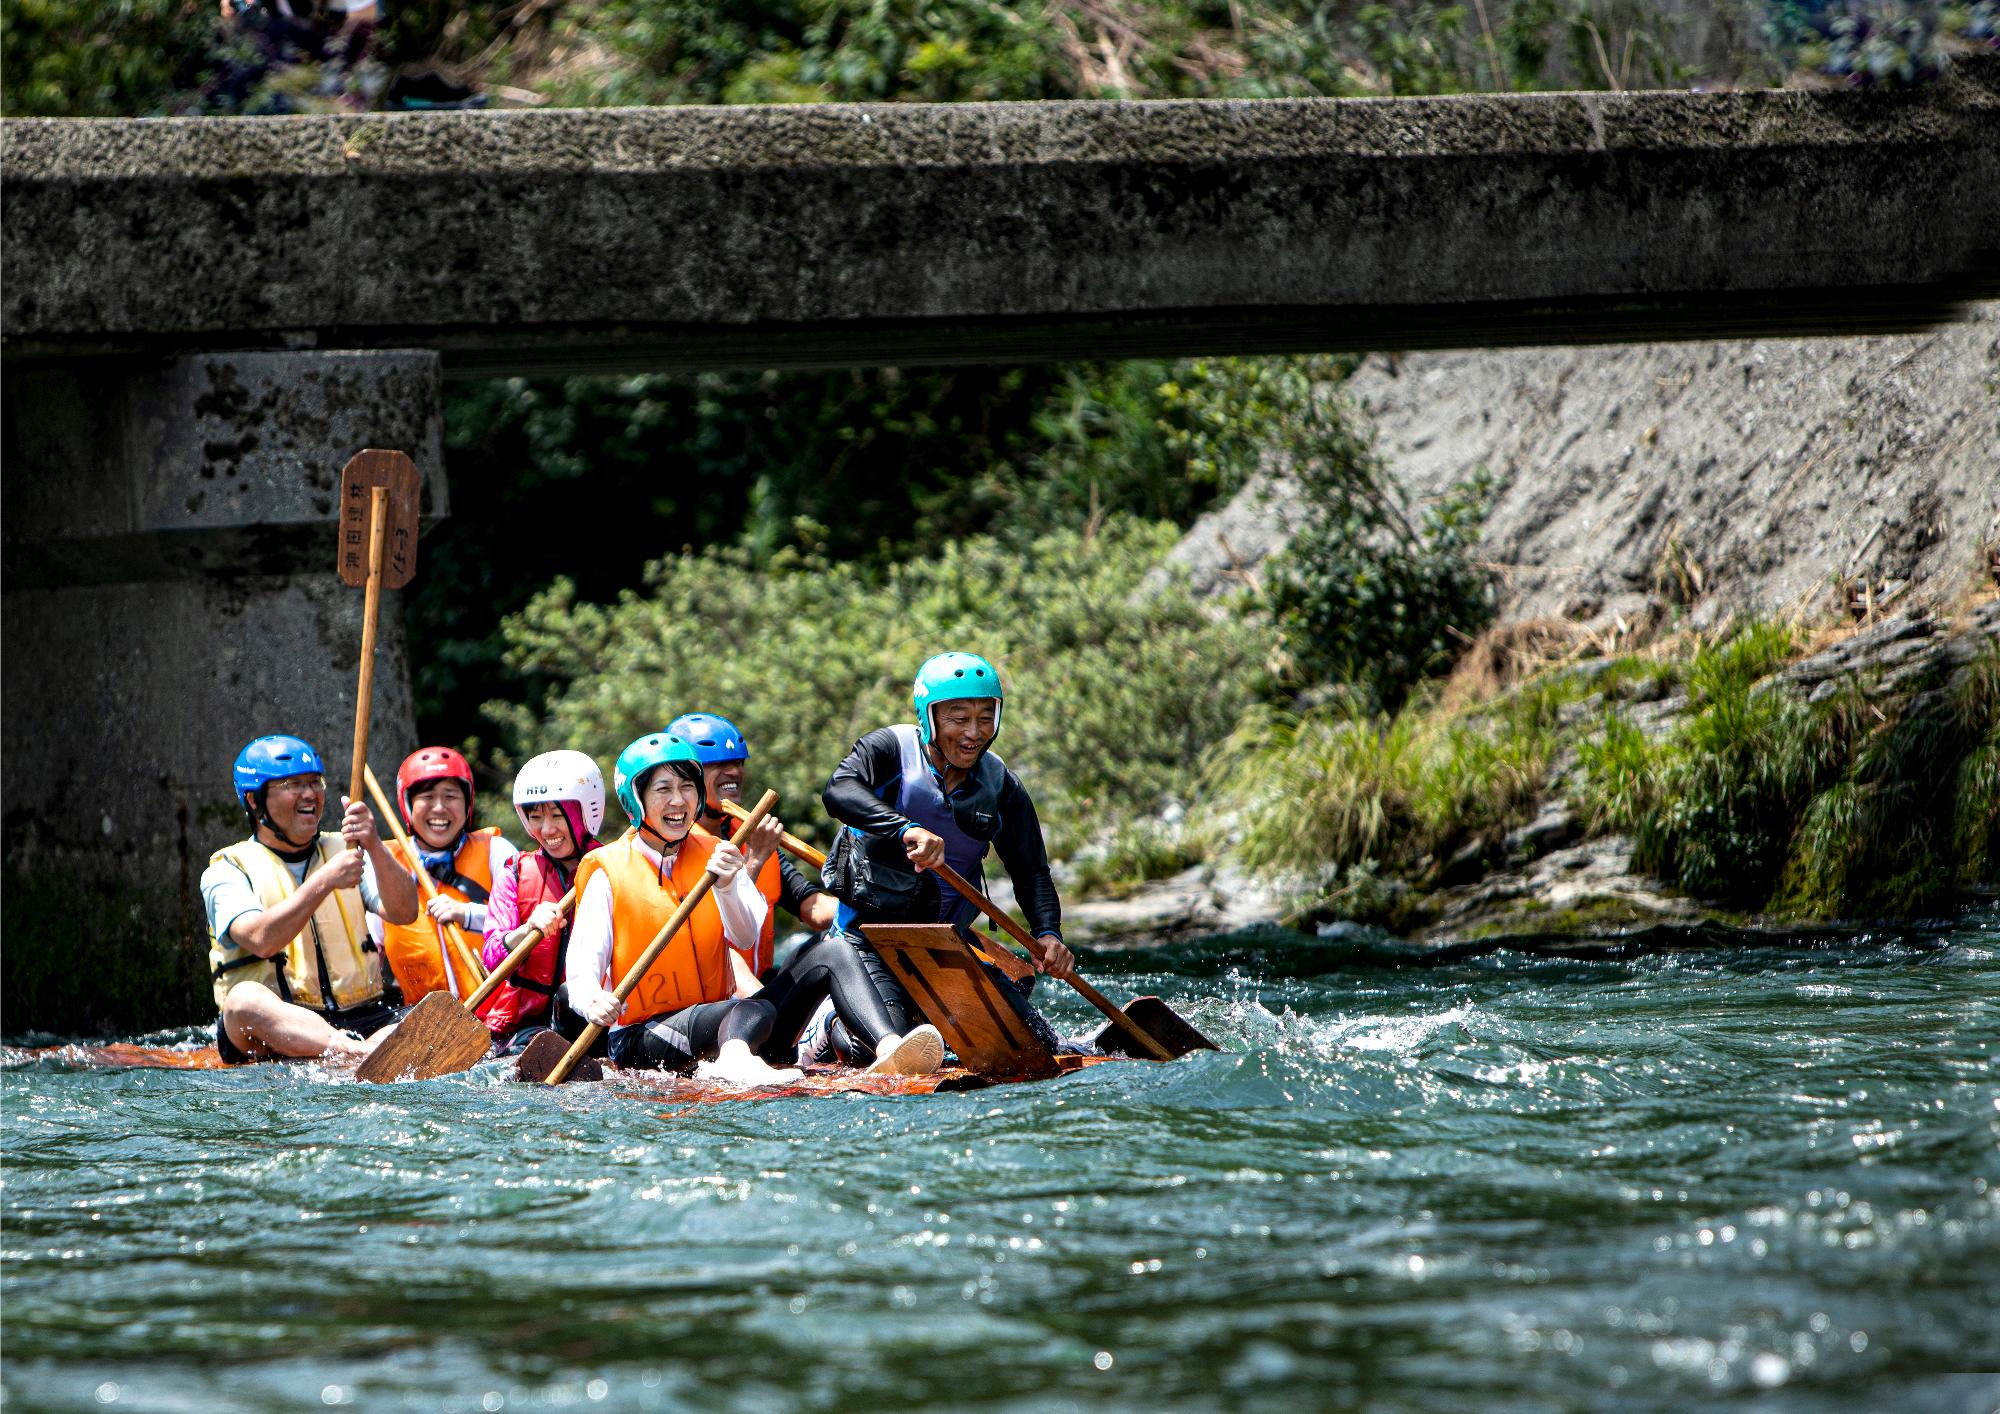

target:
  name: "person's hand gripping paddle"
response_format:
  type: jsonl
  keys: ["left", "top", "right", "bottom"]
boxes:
{"left": 709, "top": 799, "right": 1213, "bottom": 1061}
{"left": 356, "top": 889, "right": 577, "bottom": 1083}
{"left": 535, "top": 790, "right": 780, "bottom": 1086}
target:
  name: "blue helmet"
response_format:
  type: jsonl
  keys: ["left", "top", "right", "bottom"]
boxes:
{"left": 233, "top": 735, "right": 326, "bottom": 800}
{"left": 613, "top": 732, "right": 706, "bottom": 826}
{"left": 912, "top": 652, "right": 1004, "bottom": 747}
{"left": 666, "top": 712, "right": 748, "bottom": 764}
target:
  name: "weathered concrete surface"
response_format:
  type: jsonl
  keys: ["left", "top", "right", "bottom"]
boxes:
{"left": 2, "top": 351, "right": 445, "bottom": 587}
{"left": 1168, "top": 302, "right": 2000, "bottom": 630}
{"left": 1, "top": 351, "right": 442, "bottom": 953}
{"left": 5, "top": 58, "right": 1997, "bottom": 374}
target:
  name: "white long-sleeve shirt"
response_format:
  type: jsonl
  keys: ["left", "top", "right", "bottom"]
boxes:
{"left": 564, "top": 833, "right": 767, "bottom": 1034}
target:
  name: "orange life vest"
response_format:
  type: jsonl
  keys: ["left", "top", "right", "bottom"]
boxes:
{"left": 380, "top": 827, "right": 501, "bottom": 1004}
{"left": 574, "top": 829, "right": 732, "bottom": 1029}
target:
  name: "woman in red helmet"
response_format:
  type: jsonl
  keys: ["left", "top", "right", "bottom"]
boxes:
{"left": 376, "top": 746, "right": 518, "bottom": 1005}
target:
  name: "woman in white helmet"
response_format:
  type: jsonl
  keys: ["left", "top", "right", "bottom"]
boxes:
{"left": 476, "top": 749, "right": 606, "bottom": 1040}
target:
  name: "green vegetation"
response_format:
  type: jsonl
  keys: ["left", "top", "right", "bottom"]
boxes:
{"left": 1576, "top": 629, "right": 2000, "bottom": 918}
{"left": 1218, "top": 672, "right": 1569, "bottom": 905}
{"left": 489, "top": 518, "right": 1264, "bottom": 858}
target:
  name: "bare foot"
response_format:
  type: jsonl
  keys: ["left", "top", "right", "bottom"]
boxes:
{"left": 866, "top": 1024, "right": 944, "bottom": 1076}
{"left": 697, "top": 1039, "right": 804, "bottom": 1088}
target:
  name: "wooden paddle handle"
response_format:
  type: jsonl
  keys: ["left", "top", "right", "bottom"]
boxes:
{"left": 545, "top": 790, "right": 779, "bottom": 1085}
{"left": 716, "top": 797, "right": 824, "bottom": 868}
{"left": 348, "top": 486, "right": 388, "bottom": 808}
{"left": 464, "top": 887, "right": 577, "bottom": 1010}
{"left": 362, "top": 763, "right": 488, "bottom": 986}
{"left": 929, "top": 860, "right": 1175, "bottom": 1062}
{"left": 716, "top": 797, "right": 1035, "bottom": 987}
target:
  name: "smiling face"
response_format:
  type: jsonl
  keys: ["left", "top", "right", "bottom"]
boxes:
{"left": 252, "top": 771, "right": 327, "bottom": 846}
{"left": 522, "top": 800, "right": 578, "bottom": 861}
{"left": 700, "top": 760, "right": 745, "bottom": 818}
{"left": 929, "top": 699, "right": 998, "bottom": 770}
{"left": 641, "top": 767, "right": 702, "bottom": 845}
{"left": 407, "top": 780, "right": 470, "bottom": 851}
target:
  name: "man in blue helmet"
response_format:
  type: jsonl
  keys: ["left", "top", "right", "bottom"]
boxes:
{"left": 669, "top": 711, "right": 839, "bottom": 974}
{"left": 806, "top": 652, "right": 1077, "bottom": 1065}
{"left": 200, "top": 735, "right": 421, "bottom": 1063}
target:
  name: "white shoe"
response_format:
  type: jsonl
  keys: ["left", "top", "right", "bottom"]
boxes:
{"left": 697, "top": 1039, "right": 804, "bottom": 1088}
{"left": 866, "top": 1024, "right": 944, "bottom": 1076}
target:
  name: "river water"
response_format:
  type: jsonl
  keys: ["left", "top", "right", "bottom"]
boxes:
{"left": 5, "top": 910, "right": 1998, "bottom": 1412}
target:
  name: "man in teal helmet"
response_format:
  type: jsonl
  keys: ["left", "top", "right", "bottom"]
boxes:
{"left": 806, "top": 651, "right": 1077, "bottom": 1065}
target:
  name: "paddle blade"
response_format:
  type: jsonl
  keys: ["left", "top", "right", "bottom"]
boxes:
{"left": 354, "top": 991, "right": 491, "bottom": 1083}
{"left": 1088, "top": 996, "right": 1219, "bottom": 1061}
{"left": 512, "top": 1029, "right": 603, "bottom": 1084}
{"left": 336, "top": 450, "right": 422, "bottom": 590}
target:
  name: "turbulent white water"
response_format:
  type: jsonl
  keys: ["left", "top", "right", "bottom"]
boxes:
{"left": 5, "top": 911, "right": 1998, "bottom": 1411}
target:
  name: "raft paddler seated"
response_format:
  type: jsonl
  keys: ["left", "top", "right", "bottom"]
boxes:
{"left": 203, "top": 735, "right": 420, "bottom": 1062}
{"left": 808, "top": 652, "right": 1078, "bottom": 1065}
{"left": 561, "top": 732, "right": 801, "bottom": 1086}
{"left": 477, "top": 749, "right": 606, "bottom": 1040}
{"left": 376, "top": 746, "right": 517, "bottom": 1006}
{"left": 668, "top": 710, "right": 839, "bottom": 974}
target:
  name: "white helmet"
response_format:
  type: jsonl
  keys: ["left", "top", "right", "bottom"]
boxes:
{"left": 512, "top": 750, "right": 606, "bottom": 840}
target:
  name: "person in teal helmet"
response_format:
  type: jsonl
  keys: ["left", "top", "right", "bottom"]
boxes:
{"left": 803, "top": 652, "right": 1077, "bottom": 1066}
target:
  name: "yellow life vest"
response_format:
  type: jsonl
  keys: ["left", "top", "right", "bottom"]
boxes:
{"left": 206, "top": 834, "right": 385, "bottom": 1013}
{"left": 573, "top": 829, "right": 731, "bottom": 1029}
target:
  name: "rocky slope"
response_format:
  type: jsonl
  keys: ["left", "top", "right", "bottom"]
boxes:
{"left": 1167, "top": 303, "right": 1999, "bottom": 633}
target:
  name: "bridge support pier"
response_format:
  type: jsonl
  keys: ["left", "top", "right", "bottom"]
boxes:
{"left": 1, "top": 350, "right": 445, "bottom": 1033}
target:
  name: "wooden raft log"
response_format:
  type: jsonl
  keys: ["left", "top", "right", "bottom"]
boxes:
{"left": 861, "top": 923, "right": 1058, "bottom": 1081}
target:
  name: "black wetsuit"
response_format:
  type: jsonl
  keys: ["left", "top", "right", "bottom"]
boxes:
{"left": 607, "top": 997, "right": 778, "bottom": 1073}
{"left": 753, "top": 933, "right": 917, "bottom": 1065}
{"left": 817, "top": 728, "right": 1071, "bottom": 1060}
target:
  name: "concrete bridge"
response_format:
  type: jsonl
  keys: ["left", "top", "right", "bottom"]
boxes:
{"left": 3, "top": 63, "right": 1996, "bottom": 955}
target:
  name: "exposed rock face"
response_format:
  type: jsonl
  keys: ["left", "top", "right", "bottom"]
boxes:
{"left": 1351, "top": 304, "right": 2000, "bottom": 632}
{"left": 1170, "top": 305, "right": 1999, "bottom": 631}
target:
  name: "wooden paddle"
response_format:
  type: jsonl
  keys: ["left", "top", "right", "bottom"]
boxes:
{"left": 356, "top": 888, "right": 577, "bottom": 1083}
{"left": 541, "top": 789, "right": 780, "bottom": 1086}
{"left": 713, "top": 797, "right": 1034, "bottom": 986}
{"left": 336, "top": 450, "right": 419, "bottom": 827}
{"left": 362, "top": 763, "right": 488, "bottom": 989}
{"left": 925, "top": 860, "right": 1191, "bottom": 1062}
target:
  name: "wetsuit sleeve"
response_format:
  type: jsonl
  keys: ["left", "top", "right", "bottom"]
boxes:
{"left": 822, "top": 728, "right": 911, "bottom": 835}
{"left": 714, "top": 863, "right": 769, "bottom": 955}
{"left": 778, "top": 854, "right": 824, "bottom": 917}
{"left": 481, "top": 854, "right": 522, "bottom": 969}
{"left": 993, "top": 772, "right": 1063, "bottom": 942}
{"left": 565, "top": 871, "right": 618, "bottom": 1020}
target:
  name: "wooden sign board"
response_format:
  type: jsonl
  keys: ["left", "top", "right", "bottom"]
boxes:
{"left": 336, "top": 449, "right": 421, "bottom": 589}
{"left": 862, "top": 924, "right": 1058, "bottom": 1080}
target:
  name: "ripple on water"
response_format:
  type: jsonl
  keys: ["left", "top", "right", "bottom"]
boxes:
{"left": 5, "top": 912, "right": 2000, "bottom": 1410}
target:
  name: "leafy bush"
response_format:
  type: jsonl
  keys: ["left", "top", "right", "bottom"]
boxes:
{"left": 489, "top": 517, "right": 1266, "bottom": 857}
{"left": 1577, "top": 625, "right": 1999, "bottom": 915}
{"left": 1160, "top": 356, "right": 1497, "bottom": 710}
{"left": 0, "top": 0, "right": 214, "bottom": 116}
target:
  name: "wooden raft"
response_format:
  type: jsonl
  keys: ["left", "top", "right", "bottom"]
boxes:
{"left": 862, "top": 923, "right": 1059, "bottom": 1081}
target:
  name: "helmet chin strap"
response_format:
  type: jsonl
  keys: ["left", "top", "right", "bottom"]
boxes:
{"left": 250, "top": 789, "right": 318, "bottom": 852}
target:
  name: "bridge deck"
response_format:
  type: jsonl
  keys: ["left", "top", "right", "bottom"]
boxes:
{"left": 4, "top": 59, "right": 1995, "bottom": 372}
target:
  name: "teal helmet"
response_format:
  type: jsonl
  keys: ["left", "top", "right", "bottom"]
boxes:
{"left": 913, "top": 652, "right": 1004, "bottom": 747}
{"left": 612, "top": 732, "right": 706, "bottom": 826}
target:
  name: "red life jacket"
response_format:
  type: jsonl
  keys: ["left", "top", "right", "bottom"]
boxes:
{"left": 475, "top": 843, "right": 591, "bottom": 1036}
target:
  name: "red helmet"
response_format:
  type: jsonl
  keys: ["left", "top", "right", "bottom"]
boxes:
{"left": 395, "top": 746, "right": 475, "bottom": 830}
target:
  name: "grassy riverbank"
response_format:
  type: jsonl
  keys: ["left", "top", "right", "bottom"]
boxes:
{"left": 1171, "top": 605, "right": 2000, "bottom": 936}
